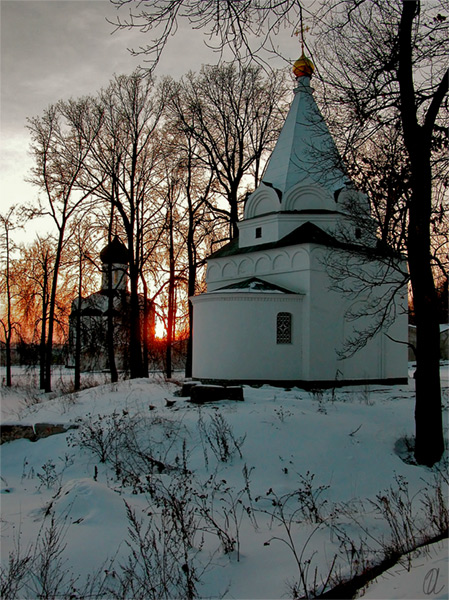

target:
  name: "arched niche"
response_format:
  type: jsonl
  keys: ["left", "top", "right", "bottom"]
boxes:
{"left": 273, "top": 252, "right": 289, "bottom": 272}
{"left": 207, "top": 263, "right": 220, "bottom": 281}
{"left": 283, "top": 183, "right": 334, "bottom": 212}
{"left": 292, "top": 248, "right": 310, "bottom": 270}
{"left": 244, "top": 184, "right": 281, "bottom": 219}
{"left": 222, "top": 261, "right": 237, "bottom": 279}
{"left": 309, "top": 245, "right": 328, "bottom": 270}
{"left": 337, "top": 188, "right": 370, "bottom": 216}
{"left": 255, "top": 255, "right": 271, "bottom": 275}
{"left": 238, "top": 257, "right": 253, "bottom": 275}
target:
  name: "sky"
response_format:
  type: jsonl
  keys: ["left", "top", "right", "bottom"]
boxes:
{"left": 0, "top": 0, "right": 303, "bottom": 231}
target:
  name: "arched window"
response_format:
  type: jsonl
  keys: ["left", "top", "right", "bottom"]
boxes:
{"left": 276, "top": 312, "right": 292, "bottom": 344}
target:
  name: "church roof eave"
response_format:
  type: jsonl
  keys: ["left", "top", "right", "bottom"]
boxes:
{"left": 243, "top": 208, "right": 344, "bottom": 221}
{"left": 209, "top": 222, "right": 336, "bottom": 258}
{"left": 208, "top": 222, "right": 402, "bottom": 260}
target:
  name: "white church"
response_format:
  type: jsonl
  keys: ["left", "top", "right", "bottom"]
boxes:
{"left": 191, "top": 54, "right": 408, "bottom": 387}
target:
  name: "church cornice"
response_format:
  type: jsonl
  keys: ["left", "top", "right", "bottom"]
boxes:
{"left": 243, "top": 209, "right": 342, "bottom": 221}
{"left": 190, "top": 293, "right": 304, "bottom": 304}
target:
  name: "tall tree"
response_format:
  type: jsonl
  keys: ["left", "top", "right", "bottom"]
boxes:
{"left": 13, "top": 236, "right": 56, "bottom": 386}
{"left": 177, "top": 136, "right": 215, "bottom": 377}
{"left": 0, "top": 208, "right": 20, "bottom": 387}
{"left": 78, "top": 72, "right": 166, "bottom": 378}
{"left": 66, "top": 217, "right": 100, "bottom": 390}
{"left": 152, "top": 125, "right": 216, "bottom": 377}
{"left": 27, "top": 99, "right": 102, "bottom": 391}
{"left": 148, "top": 147, "right": 188, "bottom": 378}
{"left": 167, "top": 63, "right": 287, "bottom": 238}
{"left": 314, "top": 0, "right": 448, "bottom": 465}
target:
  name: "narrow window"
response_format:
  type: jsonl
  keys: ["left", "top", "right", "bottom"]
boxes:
{"left": 276, "top": 312, "right": 292, "bottom": 344}
{"left": 255, "top": 227, "right": 262, "bottom": 239}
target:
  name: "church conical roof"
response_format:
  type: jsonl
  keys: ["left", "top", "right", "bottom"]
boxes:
{"left": 261, "top": 68, "right": 348, "bottom": 198}
{"left": 99, "top": 236, "right": 129, "bottom": 264}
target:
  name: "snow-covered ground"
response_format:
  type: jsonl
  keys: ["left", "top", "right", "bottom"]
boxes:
{"left": 1, "top": 364, "right": 448, "bottom": 599}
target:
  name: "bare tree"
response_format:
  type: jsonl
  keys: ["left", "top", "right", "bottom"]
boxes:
{"left": 109, "top": 0, "right": 306, "bottom": 73}
{"left": 313, "top": 0, "right": 448, "bottom": 466}
{"left": 77, "top": 72, "right": 166, "bottom": 379}
{"left": 27, "top": 99, "right": 103, "bottom": 391}
{"left": 105, "top": 206, "right": 120, "bottom": 383}
{"left": 147, "top": 148, "right": 188, "bottom": 378}
{"left": 65, "top": 217, "right": 101, "bottom": 390}
{"left": 163, "top": 172, "right": 177, "bottom": 380}
{"left": 150, "top": 123, "right": 216, "bottom": 377}
{"left": 0, "top": 208, "right": 21, "bottom": 387}
{"left": 176, "top": 137, "right": 215, "bottom": 377}
{"left": 13, "top": 236, "right": 56, "bottom": 385}
{"left": 167, "top": 63, "right": 288, "bottom": 239}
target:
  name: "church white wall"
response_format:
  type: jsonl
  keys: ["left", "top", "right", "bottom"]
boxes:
{"left": 196, "top": 242, "right": 408, "bottom": 384}
{"left": 306, "top": 248, "right": 408, "bottom": 382}
{"left": 191, "top": 293, "right": 304, "bottom": 381}
{"left": 206, "top": 245, "right": 311, "bottom": 292}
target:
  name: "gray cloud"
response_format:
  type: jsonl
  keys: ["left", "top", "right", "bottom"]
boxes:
{"left": 1, "top": 0, "right": 302, "bottom": 215}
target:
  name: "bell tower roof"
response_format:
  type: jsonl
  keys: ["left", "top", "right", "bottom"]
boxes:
{"left": 100, "top": 236, "right": 129, "bottom": 265}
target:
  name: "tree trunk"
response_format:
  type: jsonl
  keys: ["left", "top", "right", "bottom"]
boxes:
{"left": 229, "top": 184, "right": 240, "bottom": 239}
{"left": 39, "top": 260, "right": 49, "bottom": 390}
{"left": 4, "top": 227, "right": 12, "bottom": 387}
{"left": 165, "top": 241, "right": 175, "bottom": 380}
{"left": 105, "top": 222, "right": 118, "bottom": 383}
{"left": 398, "top": 0, "right": 445, "bottom": 466}
{"left": 74, "top": 259, "right": 82, "bottom": 391}
{"left": 185, "top": 224, "right": 196, "bottom": 378}
{"left": 4, "top": 330, "right": 12, "bottom": 387}
{"left": 44, "top": 232, "right": 65, "bottom": 393}
{"left": 141, "top": 278, "right": 150, "bottom": 378}
{"left": 407, "top": 163, "right": 444, "bottom": 466}
{"left": 128, "top": 261, "right": 144, "bottom": 379}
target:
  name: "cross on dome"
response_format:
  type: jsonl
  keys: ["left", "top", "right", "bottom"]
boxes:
{"left": 293, "top": 6, "right": 314, "bottom": 79}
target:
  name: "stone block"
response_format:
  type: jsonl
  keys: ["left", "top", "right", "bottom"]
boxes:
{"left": 189, "top": 385, "right": 244, "bottom": 404}
{"left": 180, "top": 382, "right": 200, "bottom": 397}
{"left": 224, "top": 386, "right": 244, "bottom": 401}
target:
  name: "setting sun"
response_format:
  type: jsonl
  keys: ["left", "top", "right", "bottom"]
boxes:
{"left": 154, "top": 318, "right": 166, "bottom": 341}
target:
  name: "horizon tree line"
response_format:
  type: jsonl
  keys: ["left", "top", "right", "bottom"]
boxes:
{"left": 0, "top": 62, "right": 288, "bottom": 391}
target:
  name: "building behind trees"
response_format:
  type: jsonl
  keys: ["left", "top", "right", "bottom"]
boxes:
{"left": 67, "top": 237, "right": 154, "bottom": 373}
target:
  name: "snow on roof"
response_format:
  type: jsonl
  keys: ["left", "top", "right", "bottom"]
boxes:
{"left": 211, "top": 277, "right": 297, "bottom": 294}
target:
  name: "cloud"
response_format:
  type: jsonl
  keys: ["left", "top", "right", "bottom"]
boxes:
{"left": 1, "top": 0, "right": 302, "bottom": 216}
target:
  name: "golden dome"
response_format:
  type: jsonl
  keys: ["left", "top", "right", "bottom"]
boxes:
{"left": 292, "top": 54, "right": 315, "bottom": 78}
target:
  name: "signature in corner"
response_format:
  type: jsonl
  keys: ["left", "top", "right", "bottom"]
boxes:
{"left": 423, "top": 567, "right": 445, "bottom": 596}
